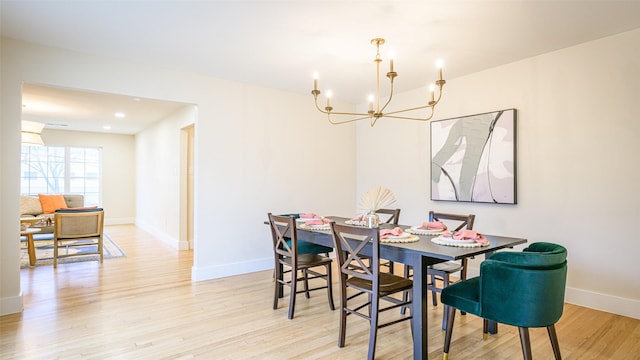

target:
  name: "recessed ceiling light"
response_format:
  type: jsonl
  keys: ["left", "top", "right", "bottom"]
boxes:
{"left": 103, "top": 125, "right": 112, "bottom": 130}
{"left": 114, "top": 112, "right": 126, "bottom": 118}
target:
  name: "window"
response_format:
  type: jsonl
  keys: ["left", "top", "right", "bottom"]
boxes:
{"left": 21, "top": 145, "right": 102, "bottom": 206}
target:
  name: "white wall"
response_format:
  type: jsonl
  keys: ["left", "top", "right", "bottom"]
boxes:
{"left": 356, "top": 29, "right": 640, "bottom": 319}
{"left": 136, "top": 105, "right": 195, "bottom": 249}
{"left": 0, "top": 37, "right": 356, "bottom": 315}
{"left": 40, "top": 129, "right": 136, "bottom": 224}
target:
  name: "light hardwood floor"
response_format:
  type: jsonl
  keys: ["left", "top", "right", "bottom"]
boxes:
{"left": 2, "top": 224, "right": 639, "bottom": 359}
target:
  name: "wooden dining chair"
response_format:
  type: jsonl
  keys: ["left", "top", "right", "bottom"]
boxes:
{"left": 426, "top": 211, "right": 475, "bottom": 305}
{"left": 330, "top": 222, "right": 413, "bottom": 360}
{"left": 53, "top": 208, "right": 105, "bottom": 268}
{"left": 375, "top": 208, "right": 401, "bottom": 274}
{"left": 268, "top": 213, "right": 335, "bottom": 319}
{"left": 402, "top": 211, "right": 475, "bottom": 329}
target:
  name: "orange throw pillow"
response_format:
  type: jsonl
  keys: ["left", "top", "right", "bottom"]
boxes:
{"left": 38, "top": 194, "right": 68, "bottom": 214}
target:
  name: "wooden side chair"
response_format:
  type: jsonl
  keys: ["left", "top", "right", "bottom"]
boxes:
{"left": 268, "top": 213, "right": 335, "bottom": 319}
{"left": 426, "top": 211, "right": 475, "bottom": 306}
{"left": 441, "top": 242, "right": 568, "bottom": 360}
{"left": 330, "top": 222, "right": 413, "bottom": 360}
{"left": 375, "top": 208, "right": 401, "bottom": 274}
{"left": 53, "top": 208, "right": 105, "bottom": 268}
{"left": 402, "top": 211, "right": 475, "bottom": 329}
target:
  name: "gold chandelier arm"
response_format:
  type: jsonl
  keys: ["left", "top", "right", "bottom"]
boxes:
{"left": 327, "top": 113, "right": 373, "bottom": 125}
{"left": 378, "top": 78, "right": 395, "bottom": 114}
{"left": 314, "top": 94, "right": 371, "bottom": 117}
{"left": 382, "top": 112, "right": 436, "bottom": 121}
{"left": 384, "top": 104, "right": 432, "bottom": 116}
{"left": 383, "top": 83, "right": 444, "bottom": 117}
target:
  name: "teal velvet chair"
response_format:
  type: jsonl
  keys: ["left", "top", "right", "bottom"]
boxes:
{"left": 441, "top": 242, "right": 568, "bottom": 360}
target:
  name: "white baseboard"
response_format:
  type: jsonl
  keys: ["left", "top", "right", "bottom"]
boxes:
{"left": 0, "top": 294, "right": 23, "bottom": 316}
{"left": 192, "top": 257, "right": 272, "bottom": 282}
{"left": 135, "top": 219, "right": 180, "bottom": 250}
{"left": 467, "top": 266, "right": 639, "bottom": 320}
{"left": 565, "top": 287, "right": 640, "bottom": 320}
{"left": 177, "top": 240, "right": 190, "bottom": 251}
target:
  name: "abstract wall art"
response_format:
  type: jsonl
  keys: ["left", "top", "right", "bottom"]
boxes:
{"left": 430, "top": 109, "right": 517, "bottom": 204}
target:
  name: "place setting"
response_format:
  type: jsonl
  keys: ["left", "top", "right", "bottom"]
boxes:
{"left": 297, "top": 213, "right": 333, "bottom": 231}
{"left": 379, "top": 227, "right": 420, "bottom": 243}
{"left": 405, "top": 220, "right": 448, "bottom": 236}
{"left": 430, "top": 229, "right": 490, "bottom": 248}
{"left": 405, "top": 219, "right": 489, "bottom": 247}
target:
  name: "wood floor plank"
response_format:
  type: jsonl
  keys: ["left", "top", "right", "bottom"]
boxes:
{"left": 1, "top": 224, "right": 638, "bottom": 359}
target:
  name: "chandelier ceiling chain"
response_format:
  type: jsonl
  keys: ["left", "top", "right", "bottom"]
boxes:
{"left": 312, "top": 38, "right": 446, "bottom": 127}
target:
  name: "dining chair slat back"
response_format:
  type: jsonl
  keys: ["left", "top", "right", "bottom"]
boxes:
{"left": 330, "top": 222, "right": 413, "bottom": 360}
{"left": 402, "top": 211, "right": 476, "bottom": 329}
{"left": 267, "top": 213, "right": 335, "bottom": 319}
{"left": 375, "top": 208, "right": 401, "bottom": 274}
{"left": 428, "top": 211, "right": 476, "bottom": 328}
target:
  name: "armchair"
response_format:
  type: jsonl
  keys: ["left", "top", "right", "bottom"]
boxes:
{"left": 441, "top": 242, "right": 568, "bottom": 360}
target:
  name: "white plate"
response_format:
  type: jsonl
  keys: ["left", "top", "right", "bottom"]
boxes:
{"left": 382, "top": 231, "right": 412, "bottom": 240}
{"left": 297, "top": 217, "right": 321, "bottom": 222}
{"left": 432, "top": 236, "right": 477, "bottom": 244}
{"left": 409, "top": 226, "right": 444, "bottom": 234}
{"left": 299, "top": 223, "right": 331, "bottom": 230}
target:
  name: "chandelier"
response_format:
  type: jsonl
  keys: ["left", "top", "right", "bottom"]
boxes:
{"left": 311, "top": 38, "right": 446, "bottom": 127}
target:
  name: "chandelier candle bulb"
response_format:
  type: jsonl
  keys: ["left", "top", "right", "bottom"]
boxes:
{"left": 437, "top": 59, "right": 444, "bottom": 81}
{"left": 429, "top": 84, "right": 435, "bottom": 102}
{"left": 313, "top": 72, "right": 319, "bottom": 91}
{"left": 390, "top": 58, "right": 394, "bottom": 73}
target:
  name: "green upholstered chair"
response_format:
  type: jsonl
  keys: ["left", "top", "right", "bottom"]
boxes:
{"left": 441, "top": 242, "right": 568, "bottom": 360}
{"left": 268, "top": 213, "right": 335, "bottom": 319}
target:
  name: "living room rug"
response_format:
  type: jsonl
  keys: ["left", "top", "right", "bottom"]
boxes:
{"left": 20, "top": 233, "right": 126, "bottom": 268}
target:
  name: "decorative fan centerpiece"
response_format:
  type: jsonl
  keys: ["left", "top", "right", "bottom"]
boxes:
{"left": 357, "top": 186, "right": 396, "bottom": 228}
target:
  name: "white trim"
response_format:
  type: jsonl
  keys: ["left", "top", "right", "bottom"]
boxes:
{"left": 135, "top": 219, "right": 180, "bottom": 250}
{"left": 565, "top": 287, "right": 640, "bottom": 320}
{"left": 191, "top": 257, "right": 272, "bottom": 282}
{"left": 0, "top": 294, "right": 24, "bottom": 316}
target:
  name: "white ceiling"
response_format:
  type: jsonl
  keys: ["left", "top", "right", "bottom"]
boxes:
{"left": 21, "top": 83, "right": 192, "bottom": 134}
{"left": 3, "top": 1, "right": 640, "bottom": 134}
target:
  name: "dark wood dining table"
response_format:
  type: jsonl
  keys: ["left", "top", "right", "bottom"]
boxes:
{"left": 293, "top": 216, "right": 528, "bottom": 360}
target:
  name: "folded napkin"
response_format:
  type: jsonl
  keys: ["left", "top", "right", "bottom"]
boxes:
{"left": 351, "top": 215, "right": 366, "bottom": 222}
{"left": 305, "top": 218, "right": 333, "bottom": 225}
{"left": 380, "top": 227, "right": 404, "bottom": 239}
{"left": 441, "top": 229, "right": 489, "bottom": 244}
{"left": 418, "top": 221, "right": 447, "bottom": 230}
{"left": 300, "top": 213, "right": 321, "bottom": 219}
